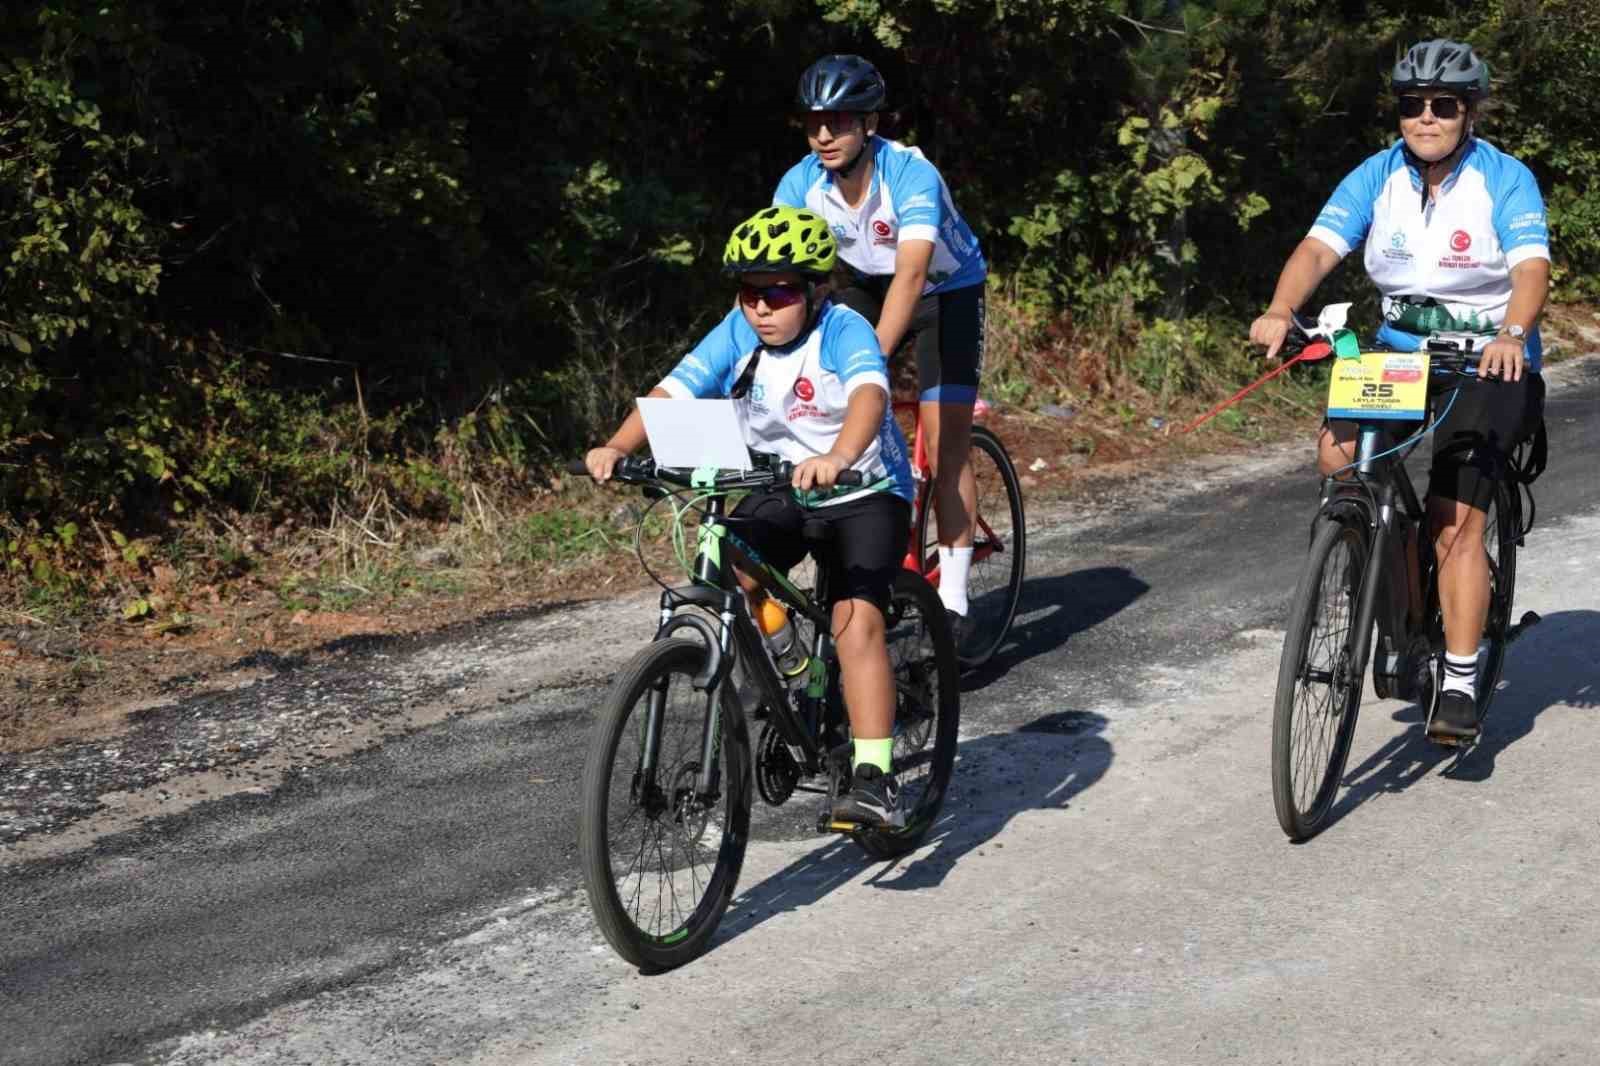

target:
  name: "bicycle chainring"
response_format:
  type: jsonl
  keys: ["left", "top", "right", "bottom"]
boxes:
{"left": 756, "top": 722, "right": 802, "bottom": 806}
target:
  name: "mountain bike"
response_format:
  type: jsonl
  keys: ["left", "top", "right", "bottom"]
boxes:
{"left": 568, "top": 454, "right": 959, "bottom": 970}
{"left": 1271, "top": 313, "right": 1542, "bottom": 841}
{"left": 896, "top": 396, "right": 1026, "bottom": 669}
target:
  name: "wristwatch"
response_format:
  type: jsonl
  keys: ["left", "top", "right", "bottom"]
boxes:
{"left": 1499, "top": 323, "right": 1527, "bottom": 344}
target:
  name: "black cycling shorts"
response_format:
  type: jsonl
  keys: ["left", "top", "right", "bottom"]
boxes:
{"left": 833, "top": 279, "right": 985, "bottom": 404}
{"left": 729, "top": 489, "right": 911, "bottom": 612}
{"left": 1327, "top": 371, "right": 1545, "bottom": 511}
{"left": 1426, "top": 371, "right": 1545, "bottom": 510}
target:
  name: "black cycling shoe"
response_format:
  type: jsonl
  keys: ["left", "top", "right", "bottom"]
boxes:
{"left": 1428, "top": 689, "right": 1481, "bottom": 744}
{"left": 831, "top": 764, "right": 905, "bottom": 829}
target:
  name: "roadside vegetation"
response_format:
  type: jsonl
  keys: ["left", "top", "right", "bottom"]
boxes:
{"left": 4, "top": 2, "right": 1600, "bottom": 676}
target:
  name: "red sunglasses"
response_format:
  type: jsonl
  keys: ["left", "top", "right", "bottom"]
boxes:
{"left": 739, "top": 283, "right": 807, "bottom": 310}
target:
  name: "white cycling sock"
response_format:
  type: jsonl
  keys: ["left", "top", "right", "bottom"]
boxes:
{"left": 937, "top": 546, "right": 973, "bottom": 616}
{"left": 1441, "top": 650, "right": 1478, "bottom": 698}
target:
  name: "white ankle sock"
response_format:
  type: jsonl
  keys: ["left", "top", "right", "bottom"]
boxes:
{"left": 1442, "top": 650, "right": 1478, "bottom": 698}
{"left": 938, "top": 546, "right": 973, "bottom": 616}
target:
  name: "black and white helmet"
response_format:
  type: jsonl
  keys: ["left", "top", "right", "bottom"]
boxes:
{"left": 797, "top": 54, "right": 886, "bottom": 112}
{"left": 1392, "top": 39, "right": 1491, "bottom": 100}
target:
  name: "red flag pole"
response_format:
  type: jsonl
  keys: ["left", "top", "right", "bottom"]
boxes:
{"left": 1177, "top": 343, "right": 1330, "bottom": 435}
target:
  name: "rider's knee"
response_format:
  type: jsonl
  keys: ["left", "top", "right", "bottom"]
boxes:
{"left": 831, "top": 599, "right": 885, "bottom": 658}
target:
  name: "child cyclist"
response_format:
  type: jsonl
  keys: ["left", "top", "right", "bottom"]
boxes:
{"left": 774, "top": 54, "right": 988, "bottom": 643}
{"left": 584, "top": 205, "right": 916, "bottom": 829}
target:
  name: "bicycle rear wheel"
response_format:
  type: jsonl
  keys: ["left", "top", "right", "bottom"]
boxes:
{"left": 915, "top": 424, "right": 1027, "bottom": 669}
{"left": 853, "top": 570, "right": 961, "bottom": 859}
{"left": 577, "top": 637, "right": 751, "bottom": 971}
{"left": 1272, "top": 515, "right": 1368, "bottom": 841}
{"left": 1474, "top": 478, "right": 1519, "bottom": 723}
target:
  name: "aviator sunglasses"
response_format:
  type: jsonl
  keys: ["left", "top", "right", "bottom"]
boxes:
{"left": 1397, "top": 94, "right": 1464, "bottom": 120}
{"left": 739, "top": 282, "right": 807, "bottom": 310}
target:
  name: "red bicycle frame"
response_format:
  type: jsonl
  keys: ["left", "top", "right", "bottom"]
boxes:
{"left": 896, "top": 396, "right": 1003, "bottom": 582}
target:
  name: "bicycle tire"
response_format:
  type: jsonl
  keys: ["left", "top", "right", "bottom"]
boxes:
{"left": 577, "top": 637, "right": 751, "bottom": 971}
{"left": 853, "top": 569, "right": 961, "bottom": 859}
{"left": 914, "top": 424, "right": 1027, "bottom": 669}
{"left": 1272, "top": 515, "right": 1368, "bottom": 841}
{"left": 1474, "top": 478, "right": 1519, "bottom": 724}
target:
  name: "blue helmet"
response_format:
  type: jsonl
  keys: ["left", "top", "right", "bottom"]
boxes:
{"left": 797, "top": 55, "right": 886, "bottom": 112}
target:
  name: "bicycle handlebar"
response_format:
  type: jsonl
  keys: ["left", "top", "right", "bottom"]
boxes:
{"left": 565, "top": 455, "right": 864, "bottom": 489}
{"left": 1278, "top": 315, "right": 1486, "bottom": 377}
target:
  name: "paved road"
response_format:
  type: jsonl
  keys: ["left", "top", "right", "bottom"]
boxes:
{"left": 4, "top": 359, "right": 1598, "bottom": 1066}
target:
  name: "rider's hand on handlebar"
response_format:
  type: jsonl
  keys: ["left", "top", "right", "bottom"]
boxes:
{"left": 1477, "top": 335, "right": 1526, "bottom": 382}
{"left": 792, "top": 452, "right": 848, "bottom": 492}
{"left": 1250, "top": 309, "right": 1293, "bottom": 363}
{"left": 585, "top": 446, "right": 626, "bottom": 482}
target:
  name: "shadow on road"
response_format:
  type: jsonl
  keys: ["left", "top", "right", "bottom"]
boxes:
{"left": 1319, "top": 609, "right": 1600, "bottom": 834}
{"left": 1445, "top": 608, "right": 1600, "bottom": 783}
{"left": 964, "top": 567, "right": 1150, "bottom": 692}
{"left": 711, "top": 710, "right": 1112, "bottom": 953}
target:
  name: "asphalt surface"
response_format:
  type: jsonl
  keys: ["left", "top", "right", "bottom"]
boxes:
{"left": 3, "top": 358, "right": 1598, "bottom": 1066}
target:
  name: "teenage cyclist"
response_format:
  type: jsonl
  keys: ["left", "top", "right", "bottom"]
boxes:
{"left": 585, "top": 205, "right": 916, "bottom": 828}
{"left": 1250, "top": 39, "right": 1549, "bottom": 744}
{"left": 773, "top": 55, "right": 988, "bottom": 642}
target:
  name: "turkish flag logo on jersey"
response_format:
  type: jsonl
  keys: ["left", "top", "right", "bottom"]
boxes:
{"left": 794, "top": 376, "right": 815, "bottom": 401}
{"left": 872, "top": 220, "right": 892, "bottom": 238}
{"left": 1450, "top": 230, "right": 1473, "bottom": 253}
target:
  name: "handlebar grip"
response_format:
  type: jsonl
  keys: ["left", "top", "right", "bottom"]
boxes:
{"left": 565, "top": 459, "right": 591, "bottom": 476}
{"left": 834, "top": 469, "right": 864, "bottom": 486}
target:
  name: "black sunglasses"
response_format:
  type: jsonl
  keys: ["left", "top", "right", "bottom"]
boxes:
{"left": 1397, "top": 95, "right": 1464, "bottom": 120}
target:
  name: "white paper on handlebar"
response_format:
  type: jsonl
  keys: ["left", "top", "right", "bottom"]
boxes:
{"left": 636, "top": 398, "right": 751, "bottom": 472}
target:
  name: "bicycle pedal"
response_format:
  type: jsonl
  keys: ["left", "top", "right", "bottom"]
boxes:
{"left": 824, "top": 819, "right": 866, "bottom": 835}
{"left": 1425, "top": 726, "right": 1479, "bottom": 749}
{"left": 1506, "top": 610, "right": 1542, "bottom": 645}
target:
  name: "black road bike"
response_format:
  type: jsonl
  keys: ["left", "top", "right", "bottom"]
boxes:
{"left": 1272, "top": 320, "right": 1542, "bottom": 841}
{"left": 568, "top": 455, "right": 959, "bottom": 970}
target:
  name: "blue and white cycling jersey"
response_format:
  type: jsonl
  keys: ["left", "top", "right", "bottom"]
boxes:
{"left": 1307, "top": 138, "right": 1551, "bottom": 370}
{"left": 658, "top": 300, "right": 914, "bottom": 505}
{"left": 773, "top": 136, "right": 987, "bottom": 295}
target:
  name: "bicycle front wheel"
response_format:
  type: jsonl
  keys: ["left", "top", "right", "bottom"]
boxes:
{"left": 854, "top": 570, "right": 961, "bottom": 860}
{"left": 577, "top": 637, "right": 751, "bottom": 971}
{"left": 1272, "top": 515, "right": 1368, "bottom": 841}
{"left": 915, "top": 424, "right": 1027, "bottom": 669}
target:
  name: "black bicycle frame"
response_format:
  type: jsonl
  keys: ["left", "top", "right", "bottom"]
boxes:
{"left": 643, "top": 491, "right": 841, "bottom": 800}
{"left": 1321, "top": 420, "right": 1437, "bottom": 699}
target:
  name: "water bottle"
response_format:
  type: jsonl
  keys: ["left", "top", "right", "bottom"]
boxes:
{"left": 755, "top": 598, "right": 810, "bottom": 684}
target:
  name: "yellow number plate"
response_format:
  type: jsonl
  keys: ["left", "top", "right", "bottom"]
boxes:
{"left": 1326, "top": 352, "right": 1430, "bottom": 421}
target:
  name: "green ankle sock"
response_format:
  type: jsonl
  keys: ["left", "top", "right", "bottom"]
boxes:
{"left": 853, "top": 737, "right": 894, "bottom": 775}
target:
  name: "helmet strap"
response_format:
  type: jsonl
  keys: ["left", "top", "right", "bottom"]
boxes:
{"left": 837, "top": 138, "right": 870, "bottom": 179}
{"left": 1403, "top": 111, "right": 1473, "bottom": 211}
{"left": 834, "top": 115, "right": 877, "bottom": 180}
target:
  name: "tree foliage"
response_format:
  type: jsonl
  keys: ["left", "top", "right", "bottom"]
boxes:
{"left": 2, "top": 0, "right": 1597, "bottom": 538}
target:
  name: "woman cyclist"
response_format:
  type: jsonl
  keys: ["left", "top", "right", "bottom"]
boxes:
{"left": 585, "top": 205, "right": 916, "bottom": 829}
{"left": 773, "top": 54, "right": 988, "bottom": 641}
{"left": 1250, "top": 38, "right": 1549, "bottom": 743}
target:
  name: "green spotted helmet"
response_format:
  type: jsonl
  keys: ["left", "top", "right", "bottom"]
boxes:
{"left": 722, "top": 205, "right": 837, "bottom": 278}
